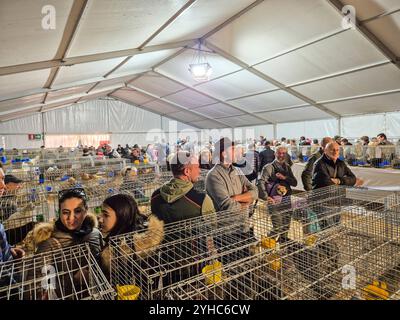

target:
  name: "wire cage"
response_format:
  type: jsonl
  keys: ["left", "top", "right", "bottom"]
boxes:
{"left": 165, "top": 188, "right": 400, "bottom": 300}
{"left": 289, "top": 145, "right": 400, "bottom": 169}
{"left": 0, "top": 190, "right": 53, "bottom": 253}
{"left": 0, "top": 244, "right": 115, "bottom": 300}
{"left": 109, "top": 185, "right": 400, "bottom": 300}
{"left": 109, "top": 203, "right": 266, "bottom": 300}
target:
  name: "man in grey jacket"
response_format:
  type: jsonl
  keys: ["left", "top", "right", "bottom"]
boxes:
{"left": 206, "top": 137, "right": 258, "bottom": 265}
{"left": 258, "top": 146, "right": 297, "bottom": 243}
{"left": 206, "top": 137, "right": 258, "bottom": 212}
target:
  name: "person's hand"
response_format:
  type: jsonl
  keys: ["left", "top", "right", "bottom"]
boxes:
{"left": 267, "top": 197, "right": 275, "bottom": 205}
{"left": 276, "top": 173, "right": 286, "bottom": 180}
{"left": 331, "top": 178, "right": 340, "bottom": 185}
{"left": 355, "top": 178, "right": 364, "bottom": 187}
{"left": 10, "top": 247, "right": 25, "bottom": 259}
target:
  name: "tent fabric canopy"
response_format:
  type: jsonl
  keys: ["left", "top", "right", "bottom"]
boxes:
{"left": 0, "top": 0, "right": 399, "bottom": 129}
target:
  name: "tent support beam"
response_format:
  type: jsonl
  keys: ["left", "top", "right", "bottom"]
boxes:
{"left": 200, "top": 0, "right": 265, "bottom": 40}
{"left": 0, "top": 71, "right": 149, "bottom": 102}
{"left": 318, "top": 88, "right": 400, "bottom": 105}
{"left": 152, "top": 70, "right": 276, "bottom": 124}
{"left": 205, "top": 41, "right": 341, "bottom": 119}
{"left": 108, "top": 95, "right": 204, "bottom": 130}
{"left": 122, "top": 85, "right": 232, "bottom": 128}
{"left": 104, "top": 0, "right": 198, "bottom": 78}
{"left": 42, "top": 0, "right": 90, "bottom": 102}
{"left": 0, "top": 86, "right": 122, "bottom": 118}
{"left": 326, "top": 0, "right": 400, "bottom": 69}
{"left": 0, "top": 39, "right": 197, "bottom": 77}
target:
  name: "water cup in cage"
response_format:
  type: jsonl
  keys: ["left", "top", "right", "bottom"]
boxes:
{"left": 304, "top": 234, "right": 317, "bottom": 246}
{"left": 202, "top": 260, "right": 223, "bottom": 285}
{"left": 362, "top": 281, "right": 389, "bottom": 300}
{"left": 266, "top": 253, "right": 281, "bottom": 271}
{"left": 116, "top": 284, "right": 141, "bottom": 300}
{"left": 261, "top": 236, "right": 277, "bottom": 250}
{"left": 1, "top": 156, "right": 6, "bottom": 163}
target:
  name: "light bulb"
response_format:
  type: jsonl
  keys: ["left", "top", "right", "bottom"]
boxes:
{"left": 189, "top": 63, "right": 213, "bottom": 81}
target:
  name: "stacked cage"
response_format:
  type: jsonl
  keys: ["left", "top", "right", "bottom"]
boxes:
{"left": 0, "top": 244, "right": 115, "bottom": 300}
{"left": 109, "top": 204, "right": 262, "bottom": 300}
{"left": 289, "top": 145, "right": 400, "bottom": 169}
{"left": 0, "top": 189, "right": 53, "bottom": 255}
{"left": 165, "top": 186, "right": 400, "bottom": 300}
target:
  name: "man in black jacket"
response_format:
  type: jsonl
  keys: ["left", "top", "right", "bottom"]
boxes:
{"left": 301, "top": 137, "right": 333, "bottom": 191}
{"left": 259, "top": 141, "right": 275, "bottom": 173}
{"left": 312, "top": 142, "right": 357, "bottom": 189}
{"left": 312, "top": 142, "right": 360, "bottom": 230}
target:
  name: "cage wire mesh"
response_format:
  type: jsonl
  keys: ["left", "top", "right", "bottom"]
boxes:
{"left": 0, "top": 244, "right": 115, "bottom": 300}
{"left": 109, "top": 203, "right": 268, "bottom": 300}
{"left": 6, "top": 157, "right": 129, "bottom": 182}
{"left": 165, "top": 187, "right": 400, "bottom": 300}
{"left": 0, "top": 190, "right": 52, "bottom": 253}
{"left": 289, "top": 145, "right": 400, "bottom": 169}
{"left": 109, "top": 186, "right": 400, "bottom": 300}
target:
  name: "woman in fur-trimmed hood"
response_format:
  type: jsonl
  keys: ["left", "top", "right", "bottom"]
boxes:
{"left": 33, "top": 188, "right": 102, "bottom": 258}
{"left": 98, "top": 193, "right": 164, "bottom": 279}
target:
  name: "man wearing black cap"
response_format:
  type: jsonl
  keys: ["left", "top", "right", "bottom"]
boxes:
{"left": 4, "top": 175, "right": 23, "bottom": 192}
{"left": 205, "top": 137, "right": 258, "bottom": 212}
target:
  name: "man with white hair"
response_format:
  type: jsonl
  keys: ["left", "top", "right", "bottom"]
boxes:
{"left": 258, "top": 146, "right": 297, "bottom": 243}
{"left": 301, "top": 137, "right": 333, "bottom": 191}
{"left": 312, "top": 142, "right": 357, "bottom": 189}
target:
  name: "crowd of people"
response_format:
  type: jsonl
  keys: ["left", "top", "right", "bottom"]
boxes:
{"left": 0, "top": 132, "right": 398, "bottom": 291}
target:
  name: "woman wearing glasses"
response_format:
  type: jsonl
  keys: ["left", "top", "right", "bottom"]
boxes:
{"left": 33, "top": 188, "right": 102, "bottom": 257}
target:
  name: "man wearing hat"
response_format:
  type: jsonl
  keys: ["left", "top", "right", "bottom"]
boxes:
{"left": 205, "top": 137, "right": 258, "bottom": 212}
{"left": 4, "top": 175, "right": 23, "bottom": 192}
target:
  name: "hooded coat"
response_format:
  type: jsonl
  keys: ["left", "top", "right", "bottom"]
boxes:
{"left": 151, "top": 178, "right": 216, "bottom": 288}
{"left": 33, "top": 213, "right": 102, "bottom": 258}
{"left": 151, "top": 178, "right": 215, "bottom": 224}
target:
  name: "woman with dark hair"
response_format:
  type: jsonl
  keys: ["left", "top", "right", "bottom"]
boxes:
{"left": 99, "top": 194, "right": 164, "bottom": 278}
{"left": 27, "top": 188, "right": 102, "bottom": 300}
{"left": 33, "top": 188, "right": 102, "bottom": 257}
{"left": 99, "top": 193, "right": 139, "bottom": 239}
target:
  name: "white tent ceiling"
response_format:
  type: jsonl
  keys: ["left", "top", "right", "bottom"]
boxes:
{"left": 0, "top": 0, "right": 399, "bottom": 129}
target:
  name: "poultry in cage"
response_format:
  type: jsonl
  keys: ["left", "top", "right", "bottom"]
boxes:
{"left": 0, "top": 244, "right": 115, "bottom": 300}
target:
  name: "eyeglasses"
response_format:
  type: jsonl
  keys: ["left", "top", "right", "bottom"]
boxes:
{"left": 58, "top": 187, "right": 88, "bottom": 202}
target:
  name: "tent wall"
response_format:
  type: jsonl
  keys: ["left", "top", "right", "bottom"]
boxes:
{"left": 0, "top": 99, "right": 202, "bottom": 148}
{"left": 277, "top": 119, "right": 339, "bottom": 140}
{"left": 1, "top": 99, "right": 400, "bottom": 149}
